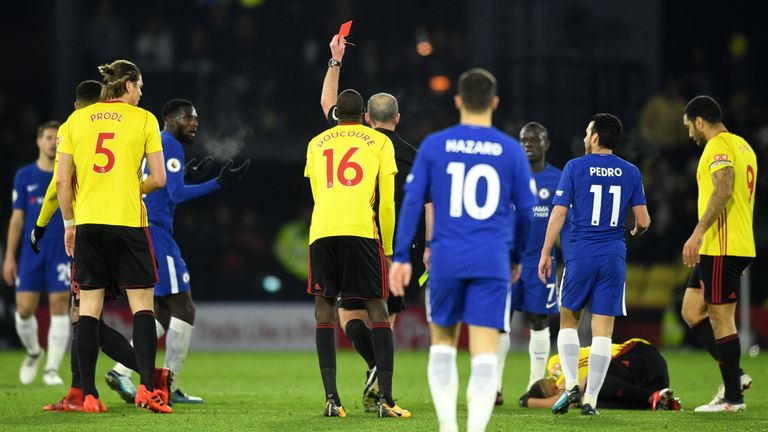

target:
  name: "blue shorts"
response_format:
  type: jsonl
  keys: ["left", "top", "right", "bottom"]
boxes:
{"left": 150, "top": 227, "right": 190, "bottom": 298}
{"left": 560, "top": 255, "right": 626, "bottom": 316}
{"left": 511, "top": 265, "right": 558, "bottom": 315}
{"left": 16, "top": 236, "right": 70, "bottom": 293}
{"left": 426, "top": 277, "right": 511, "bottom": 331}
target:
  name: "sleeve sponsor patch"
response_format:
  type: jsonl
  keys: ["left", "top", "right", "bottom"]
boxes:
{"left": 167, "top": 158, "right": 182, "bottom": 173}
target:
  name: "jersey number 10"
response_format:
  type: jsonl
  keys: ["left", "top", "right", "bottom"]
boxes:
{"left": 589, "top": 184, "right": 621, "bottom": 227}
{"left": 446, "top": 162, "right": 500, "bottom": 220}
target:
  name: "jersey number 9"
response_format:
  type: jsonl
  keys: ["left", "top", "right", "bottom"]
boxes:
{"left": 93, "top": 132, "right": 116, "bottom": 174}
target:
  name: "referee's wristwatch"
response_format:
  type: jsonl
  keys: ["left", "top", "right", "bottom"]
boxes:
{"left": 328, "top": 58, "right": 342, "bottom": 68}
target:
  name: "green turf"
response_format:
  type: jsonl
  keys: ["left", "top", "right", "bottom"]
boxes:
{"left": 0, "top": 349, "right": 766, "bottom": 431}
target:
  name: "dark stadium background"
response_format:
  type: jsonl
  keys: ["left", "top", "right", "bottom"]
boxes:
{"left": 1, "top": 0, "right": 767, "bottom": 348}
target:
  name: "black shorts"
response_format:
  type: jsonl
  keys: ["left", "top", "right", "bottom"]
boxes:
{"left": 686, "top": 255, "right": 752, "bottom": 304}
{"left": 307, "top": 236, "right": 388, "bottom": 300}
{"left": 339, "top": 295, "right": 405, "bottom": 314}
{"left": 72, "top": 224, "right": 158, "bottom": 291}
{"left": 609, "top": 341, "right": 669, "bottom": 391}
{"left": 70, "top": 282, "right": 123, "bottom": 308}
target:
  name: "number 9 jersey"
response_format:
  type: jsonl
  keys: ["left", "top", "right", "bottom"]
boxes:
{"left": 696, "top": 132, "right": 756, "bottom": 257}
{"left": 57, "top": 101, "right": 163, "bottom": 227}
{"left": 304, "top": 123, "right": 398, "bottom": 255}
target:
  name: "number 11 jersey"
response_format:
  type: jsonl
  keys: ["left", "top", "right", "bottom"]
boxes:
{"left": 552, "top": 154, "right": 646, "bottom": 261}
{"left": 57, "top": 101, "right": 162, "bottom": 228}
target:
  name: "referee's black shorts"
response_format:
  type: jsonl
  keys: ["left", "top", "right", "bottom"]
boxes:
{"left": 307, "top": 236, "right": 388, "bottom": 301}
{"left": 686, "top": 255, "right": 752, "bottom": 304}
{"left": 72, "top": 224, "right": 158, "bottom": 291}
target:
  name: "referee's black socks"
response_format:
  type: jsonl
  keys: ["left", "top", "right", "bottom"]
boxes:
{"left": 76, "top": 316, "right": 100, "bottom": 398}
{"left": 371, "top": 322, "right": 395, "bottom": 405}
{"left": 345, "top": 319, "right": 376, "bottom": 370}
{"left": 716, "top": 334, "right": 743, "bottom": 403}
{"left": 133, "top": 310, "right": 158, "bottom": 391}
{"left": 316, "top": 323, "right": 341, "bottom": 405}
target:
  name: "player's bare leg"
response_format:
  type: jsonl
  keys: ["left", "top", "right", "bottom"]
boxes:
{"left": 429, "top": 323, "right": 461, "bottom": 432}
{"left": 43, "top": 291, "right": 70, "bottom": 385}
{"left": 553, "top": 306, "right": 582, "bottom": 414}
{"left": 467, "top": 325, "right": 500, "bottom": 432}
{"left": 15, "top": 291, "right": 44, "bottom": 384}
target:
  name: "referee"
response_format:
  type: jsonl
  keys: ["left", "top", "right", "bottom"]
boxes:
{"left": 680, "top": 95, "right": 757, "bottom": 413}
{"left": 320, "top": 33, "right": 422, "bottom": 412}
{"left": 56, "top": 59, "right": 171, "bottom": 414}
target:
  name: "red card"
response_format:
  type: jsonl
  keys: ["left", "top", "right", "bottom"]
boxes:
{"left": 338, "top": 20, "right": 353, "bottom": 38}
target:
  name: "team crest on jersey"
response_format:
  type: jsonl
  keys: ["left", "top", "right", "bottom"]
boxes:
{"left": 538, "top": 188, "right": 550, "bottom": 200}
{"left": 182, "top": 272, "right": 190, "bottom": 284}
{"left": 167, "top": 158, "right": 182, "bottom": 173}
{"left": 56, "top": 135, "right": 64, "bottom": 146}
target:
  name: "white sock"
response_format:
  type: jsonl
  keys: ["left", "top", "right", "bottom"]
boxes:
{"left": 496, "top": 333, "right": 510, "bottom": 392}
{"left": 15, "top": 311, "right": 41, "bottom": 356}
{"left": 557, "top": 328, "right": 580, "bottom": 390}
{"left": 44, "top": 315, "right": 70, "bottom": 372}
{"left": 428, "top": 345, "right": 459, "bottom": 432}
{"left": 467, "top": 353, "right": 497, "bottom": 432}
{"left": 164, "top": 317, "right": 193, "bottom": 376}
{"left": 583, "top": 336, "right": 612, "bottom": 408}
{"left": 113, "top": 319, "right": 166, "bottom": 376}
{"left": 528, "top": 327, "right": 550, "bottom": 390}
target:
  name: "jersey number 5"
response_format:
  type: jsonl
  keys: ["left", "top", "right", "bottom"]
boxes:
{"left": 322, "top": 147, "right": 363, "bottom": 188}
{"left": 93, "top": 132, "right": 116, "bottom": 173}
{"left": 446, "top": 162, "right": 500, "bottom": 220}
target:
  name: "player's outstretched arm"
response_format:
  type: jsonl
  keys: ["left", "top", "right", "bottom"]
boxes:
{"left": 320, "top": 35, "right": 345, "bottom": 118}
{"left": 141, "top": 151, "right": 167, "bottom": 194}
{"left": 630, "top": 205, "right": 651, "bottom": 237}
{"left": 539, "top": 205, "right": 568, "bottom": 283}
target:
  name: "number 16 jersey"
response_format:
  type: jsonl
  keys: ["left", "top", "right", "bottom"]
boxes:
{"left": 304, "top": 123, "right": 398, "bottom": 254}
{"left": 552, "top": 154, "right": 646, "bottom": 261}
{"left": 57, "top": 101, "right": 162, "bottom": 228}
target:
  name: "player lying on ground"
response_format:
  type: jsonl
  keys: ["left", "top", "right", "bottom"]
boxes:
{"left": 519, "top": 338, "right": 680, "bottom": 411}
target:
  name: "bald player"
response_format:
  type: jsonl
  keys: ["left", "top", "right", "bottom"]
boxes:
{"left": 496, "top": 122, "right": 570, "bottom": 405}
{"left": 321, "top": 33, "right": 423, "bottom": 412}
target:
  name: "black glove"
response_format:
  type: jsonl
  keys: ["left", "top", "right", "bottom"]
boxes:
{"left": 30, "top": 225, "right": 46, "bottom": 255}
{"left": 185, "top": 155, "right": 214, "bottom": 184}
{"left": 216, "top": 159, "right": 251, "bottom": 187}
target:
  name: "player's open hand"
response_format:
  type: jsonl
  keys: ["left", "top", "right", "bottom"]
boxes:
{"left": 538, "top": 255, "right": 552, "bottom": 284}
{"left": 64, "top": 226, "right": 76, "bottom": 258}
{"left": 2, "top": 257, "right": 17, "bottom": 286}
{"left": 329, "top": 34, "right": 346, "bottom": 61}
{"left": 682, "top": 231, "right": 702, "bottom": 267}
{"left": 389, "top": 261, "right": 412, "bottom": 297}
{"left": 185, "top": 155, "right": 214, "bottom": 184}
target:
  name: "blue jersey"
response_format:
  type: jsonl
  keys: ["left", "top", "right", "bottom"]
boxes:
{"left": 553, "top": 154, "right": 646, "bottom": 260}
{"left": 517, "top": 163, "right": 570, "bottom": 264}
{"left": 12, "top": 163, "right": 64, "bottom": 240}
{"left": 144, "top": 131, "right": 220, "bottom": 234}
{"left": 394, "top": 124, "right": 536, "bottom": 280}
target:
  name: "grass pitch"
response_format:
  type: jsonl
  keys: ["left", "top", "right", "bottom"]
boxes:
{"left": 1, "top": 349, "right": 766, "bottom": 431}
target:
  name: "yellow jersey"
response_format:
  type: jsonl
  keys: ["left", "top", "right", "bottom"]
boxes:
{"left": 37, "top": 147, "right": 62, "bottom": 227}
{"left": 547, "top": 338, "right": 650, "bottom": 387}
{"left": 304, "top": 123, "right": 398, "bottom": 254}
{"left": 57, "top": 101, "right": 162, "bottom": 227}
{"left": 696, "top": 132, "right": 757, "bottom": 257}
